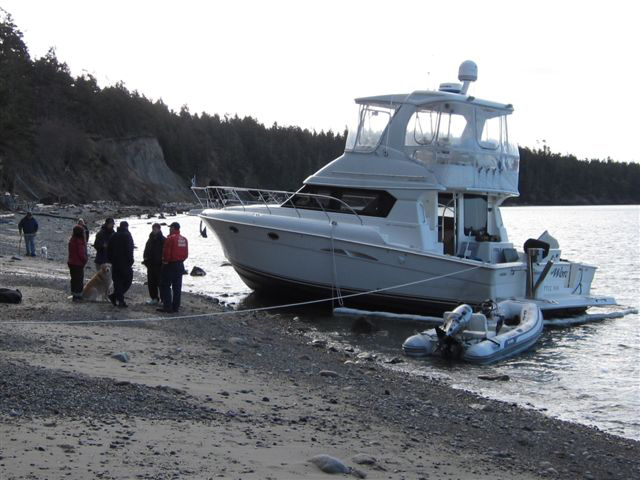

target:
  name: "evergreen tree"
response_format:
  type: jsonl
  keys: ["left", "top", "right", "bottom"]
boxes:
{"left": 0, "top": 10, "right": 638, "bottom": 205}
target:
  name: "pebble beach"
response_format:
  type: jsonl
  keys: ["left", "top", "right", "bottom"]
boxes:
{"left": 0, "top": 204, "right": 638, "bottom": 480}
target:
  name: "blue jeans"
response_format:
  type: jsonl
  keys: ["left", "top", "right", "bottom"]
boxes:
{"left": 24, "top": 234, "right": 36, "bottom": 256}
{"left": 161, "top": 262, "right": 184, "bottom": 312}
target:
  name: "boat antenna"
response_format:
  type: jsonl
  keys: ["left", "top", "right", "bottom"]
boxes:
{"left": 384, "top": 99, "right": 393, "bottom": 156}
{"left": 458, "top": 60, "right": 478, "bottom": 95}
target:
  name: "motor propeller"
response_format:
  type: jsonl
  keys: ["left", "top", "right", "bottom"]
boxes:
{"left": 434, "top": 304, "right": 473, "bottom": 360}
{"left": 435, "top": 328, "right": 465, "bottom": 359}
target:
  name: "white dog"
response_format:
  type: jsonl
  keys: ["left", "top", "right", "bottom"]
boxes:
{"left": 40, "top": 246, "right": 48, "bottom": 259}
{"left": 81, "top": 263, "right": 112, "bottom": 301}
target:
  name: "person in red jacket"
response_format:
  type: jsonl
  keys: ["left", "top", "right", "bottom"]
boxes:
{"left": 157, "top": 222, "right": 188, "bottom": 313}
{"left": 67, "top": 224, "right": 88, "bottom": 302}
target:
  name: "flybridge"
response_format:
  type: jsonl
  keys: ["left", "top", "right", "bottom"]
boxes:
{"left": 356, "top": 60, "right": 512, "bottom": 111}
{"left": 310, "top": 61, "right": 520, "bottom": 195}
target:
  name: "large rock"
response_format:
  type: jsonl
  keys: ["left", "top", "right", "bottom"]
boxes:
{"left": 111, "top": 352, "right": 130, "bottom": 363}
{"left": 352, "top": 453, "right": 377, "bottom": 465}
{"left": 309, "top": 454, "right": 350, "bottom": 474}
{"left": 351, "top": 316, "right": 379, "bottom": 334}
{"left": 190, "top": 266, "right": 206, "bottom": 276}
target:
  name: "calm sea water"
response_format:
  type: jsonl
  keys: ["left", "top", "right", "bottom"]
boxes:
{"left": 126, "top": 205, "right": 640, "bottom": 440}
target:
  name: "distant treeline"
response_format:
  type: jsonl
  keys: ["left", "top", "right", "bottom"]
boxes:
{"left": 1, "top": 11, "right": 638, "bottom": 204}
{"left": 513, "top": 147, "right": 639, "bottom": 205}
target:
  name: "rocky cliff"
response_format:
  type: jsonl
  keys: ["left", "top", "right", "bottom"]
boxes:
{"left": 11, "top": 126, "right": 192, "bottom": 205}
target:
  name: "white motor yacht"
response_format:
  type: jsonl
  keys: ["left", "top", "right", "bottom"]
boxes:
{"left": 194, "top": 61, "right": 615, "bottom": 315}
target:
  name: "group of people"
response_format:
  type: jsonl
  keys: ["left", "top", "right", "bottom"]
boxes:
{"left": 64, "top": 216, "right": 189, "bottom": 312}
{"left": 141, "top": 220, "right": 190, "bottom": 313}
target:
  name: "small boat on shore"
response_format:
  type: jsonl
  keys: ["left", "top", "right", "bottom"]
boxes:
{"left": 402, "top": 300, "right": 543, "bottom": 364}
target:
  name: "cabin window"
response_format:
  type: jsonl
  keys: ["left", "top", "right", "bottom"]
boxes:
{"left": 345, "top": 104, "right": 395, "bottom": 152}
{"left": 291, "top": 188, "right": 333, "bottom": 210}
{"left": 344, "top": 103, "right": 360, "bottom": 151}
{"left": 285, "top": 186, "right": 396, "bottom": 218}
{"left": 406, "top": 108, "right": 438, "bottom": 145}
{"left": 437, "top": 111, "right": 467, "bottom": 145}
{"left": 405, "top": 102, "right": 471, "bottom": 148}
{"left": 463, "top": 195, "right": 488, "bottom": 236}
{"left": 476, "top": 109, "right": 507, "bottom": 150}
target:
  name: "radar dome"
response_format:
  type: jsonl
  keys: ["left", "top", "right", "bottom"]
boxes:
{"left": 458, "top": 60, "right": 477, "bottom": 94}
{"left": 458, "top": 60, "right": 478, "bottom": 82}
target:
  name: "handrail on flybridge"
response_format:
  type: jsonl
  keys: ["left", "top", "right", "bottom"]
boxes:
{"left": 191, "top": 186, "right": 364, "bottom": 225}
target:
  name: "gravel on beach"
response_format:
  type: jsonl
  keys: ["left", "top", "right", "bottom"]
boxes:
{"left": 0, "top": 203, "right": 638, "bottom": 480}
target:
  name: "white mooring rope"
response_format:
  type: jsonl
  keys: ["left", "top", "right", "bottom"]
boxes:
{"left": 1, "top": 265, "right": 482, "bottom": 326}
{"left": 329, "top": 221, "right": 345, "bottom": 308}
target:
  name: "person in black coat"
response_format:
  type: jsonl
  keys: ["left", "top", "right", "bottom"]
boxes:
{"left": 107, "top": 221, "right": 134, "bottom": 308}
{"left": 93, "top": 218, "right": 115, "bottom": 269}
{"left": 143, "top": 223, "right": 165, "bottom": 305}
{"left": 18, "top": 212, "right": 38, "bottom": 256}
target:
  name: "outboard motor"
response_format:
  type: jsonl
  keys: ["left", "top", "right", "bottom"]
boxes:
{"left": 435, "top": 304, "right": 473, "bottom": 359}
{"left": 480, "top": 299, "right": 503, "bottom": 335}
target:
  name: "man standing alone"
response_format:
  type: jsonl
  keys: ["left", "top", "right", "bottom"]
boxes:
{"left": 158, "top": 222, "right": 188, "bottom": 313}
{"left": 107, "top": 221, "right": 134, "bottom": 308}
{"left": 18, "top": 212, "right": 38, "bottom": 257}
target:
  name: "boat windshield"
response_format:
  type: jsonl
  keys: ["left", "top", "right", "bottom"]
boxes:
{"left": 406, "top": 103, "right": 470, "bottom": 147}
{"left": 345, "top": 104, "right": 395, "bottom": 152}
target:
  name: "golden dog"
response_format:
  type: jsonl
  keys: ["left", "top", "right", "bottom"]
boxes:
{"left": 82, "top": 263, "right": 112, "bottom": 301}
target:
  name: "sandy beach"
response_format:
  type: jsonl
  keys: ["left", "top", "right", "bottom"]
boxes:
{"left": 0, "top": 204, "right": 638, "bottom": 480}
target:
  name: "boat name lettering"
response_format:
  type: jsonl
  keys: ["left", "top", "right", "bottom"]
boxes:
{"left": 549, "top": 267, "right": 569, "bottom": 279}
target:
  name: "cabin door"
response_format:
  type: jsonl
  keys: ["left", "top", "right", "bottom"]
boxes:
{"left": 438, "top": 193, "right": 456, "bottom": 255}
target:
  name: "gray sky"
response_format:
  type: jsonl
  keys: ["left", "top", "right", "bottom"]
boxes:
{"left": 3, "top": 0, "right": 638, "bottom": 162}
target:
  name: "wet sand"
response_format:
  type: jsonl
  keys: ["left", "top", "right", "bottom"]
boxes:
{"left": 0, "top": 205, "right": 638, "bottom": 479}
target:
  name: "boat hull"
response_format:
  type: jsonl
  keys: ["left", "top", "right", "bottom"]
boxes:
{"left": 200, "top": 208, "right": 613, "bottom": 315}
{"left": 234, "top": 261, "right": 462, "bottom": 313}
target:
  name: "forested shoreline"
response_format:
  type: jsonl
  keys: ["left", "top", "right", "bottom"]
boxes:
{"left": 1, "top": 11, "right": 638, "bottom": 205}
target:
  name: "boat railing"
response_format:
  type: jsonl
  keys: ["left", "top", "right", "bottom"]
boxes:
{"left": 191, "top": 186, "right": 364, "bottom": 225}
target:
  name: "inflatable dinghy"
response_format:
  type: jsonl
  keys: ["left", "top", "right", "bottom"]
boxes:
{"left": 402, "top": 300, "right": 543, "bottom": 364}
